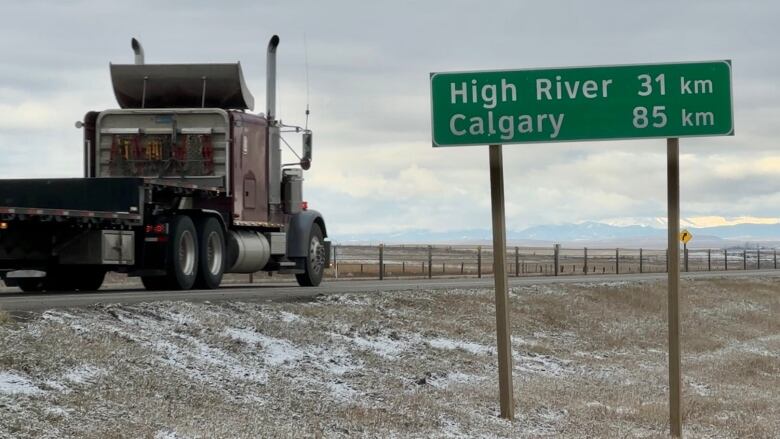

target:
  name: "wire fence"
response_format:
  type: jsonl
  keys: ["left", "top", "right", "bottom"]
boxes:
{"left": 325, "top": 244, "right": 780, "bottom": 280}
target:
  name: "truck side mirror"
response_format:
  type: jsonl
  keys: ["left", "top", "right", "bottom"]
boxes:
{"left": 301, "top": 131, "right": 313, "bottom": 170}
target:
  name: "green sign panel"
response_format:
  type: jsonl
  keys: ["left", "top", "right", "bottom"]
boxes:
{"left": 430, "top": 61, "right": 733, "bottom": 147}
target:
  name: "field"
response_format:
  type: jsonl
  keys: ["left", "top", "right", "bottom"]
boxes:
{"left": 0, "top": 277, "right": 778, "bottom": 438}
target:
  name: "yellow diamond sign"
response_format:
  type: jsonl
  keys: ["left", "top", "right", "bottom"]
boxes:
{"left": 680, "top": 229, "right": 693, "bottom": 244}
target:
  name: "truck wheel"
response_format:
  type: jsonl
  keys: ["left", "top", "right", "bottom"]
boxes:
{"left": 193, "top": 217, "right": 225, "bottom": 289}
{"left": 164, "top": 215, "right": 199, "bottom": 290}
{"left": 296, "top": 224, "right": 325, "bottom": 287}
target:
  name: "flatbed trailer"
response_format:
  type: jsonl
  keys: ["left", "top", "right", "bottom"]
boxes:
{"left": 0, "top": 177, "right": 223, "bottom": 224}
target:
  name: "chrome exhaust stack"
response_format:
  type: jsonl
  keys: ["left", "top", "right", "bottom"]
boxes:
{"left": 267, "top": 35, "right": 282, "bottom": 206}
{"left": 131, "top": 38, "right": 145, "bottom": 65}
{"left": 266, "top": 35, "right": 279, "bottom": 120}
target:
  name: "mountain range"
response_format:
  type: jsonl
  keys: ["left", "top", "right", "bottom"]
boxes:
{"left": 333, "top": 221, "right": 780, "bottom": 249}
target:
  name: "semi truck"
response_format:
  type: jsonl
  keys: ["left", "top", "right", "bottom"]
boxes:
{"left": 0, "top": 35, "right": 329, "bottom": 291}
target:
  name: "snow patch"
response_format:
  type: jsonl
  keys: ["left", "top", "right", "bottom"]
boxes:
{"left": 325, "top": 380, "right": 360, "bottom": 402}
{"left": 428, "top": 372, "right": 481, "bottom": 389}
{"left": 226, "top": 327, "right": 304, "bottom": 367}
{"left": 516, "top": 352, "right": 572, "bottom": 377}
{"left": 0, "top": 372, "right": 43, "bottom": 396}
{"left": 154, "top": 429, "right": 188, "bottom": 439}
{"left": 63, "top": 365, "right": 104, "bottom": 385}
{"left": 428, "top": 337, "right": 493, "bottom": 356}
{"left": 279, "top": 311, "right": 303, "bottom": 323}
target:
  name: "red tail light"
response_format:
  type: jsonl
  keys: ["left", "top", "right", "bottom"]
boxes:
{"left": 145, "top": 223, "right": 168, "bottom": 234}
{"left": 301, "top": 201, "right": 308, "bottom": 211}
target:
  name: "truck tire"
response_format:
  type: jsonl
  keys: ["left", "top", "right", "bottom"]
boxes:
{"left": 193, "top": 217, "right": 225, "bottom": 289}
{"left": 163, "top": 215, "right": 199, "bottom": 290}
{"left": 296, "top": 223, "right": 325, "bottom": 287}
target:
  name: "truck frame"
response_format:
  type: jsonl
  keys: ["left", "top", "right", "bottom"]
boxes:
{"left": 0, "top": 35, "right": 329, "bottom": 291}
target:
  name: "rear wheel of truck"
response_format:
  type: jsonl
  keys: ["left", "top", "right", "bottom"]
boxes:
{"left": 193, "top": 217, "right": 225, "bottom": 289}
{"left": 163, "top": 215, "right": 199, "bottom": 290}
{"left": 296, "top": 223, "right": 325, "bottom": 287}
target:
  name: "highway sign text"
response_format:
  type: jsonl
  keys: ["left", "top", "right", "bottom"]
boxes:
{"left": 430, "top": 61, "right": 733, "bottom": 147}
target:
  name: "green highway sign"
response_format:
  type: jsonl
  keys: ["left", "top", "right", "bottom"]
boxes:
{"left": 430, "top": 61, "right": 733, "bottom": 147}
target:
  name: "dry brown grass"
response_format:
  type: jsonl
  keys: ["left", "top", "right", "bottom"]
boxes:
{"left": 0, "top": 277, "right": 778, "bottom": 438}
{"left": 0, "top": 309, "right": 12, "bottom": 326}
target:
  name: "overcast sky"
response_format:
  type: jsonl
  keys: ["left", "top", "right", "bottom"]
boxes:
{"left": 1, "top": 0, "right": 779, "bottom": 237}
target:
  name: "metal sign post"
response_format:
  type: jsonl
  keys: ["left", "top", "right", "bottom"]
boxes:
{"left": 489, "top": 144, "right": 514, "bottom": 419}
{"left": 667, "top": 138, "right": 682, "bottom": 437}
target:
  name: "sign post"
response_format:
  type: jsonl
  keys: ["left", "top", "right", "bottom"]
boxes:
{"left": 489, "top": 143, "right": 514, "bottom": 419}
{"left": 667, "top": 138, "right": 682, "bottom": 437}
{"left": 430, "top": 60, "right": 733, "bottom": 434}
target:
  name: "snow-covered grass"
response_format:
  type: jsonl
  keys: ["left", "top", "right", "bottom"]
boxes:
{"left": 0, "top": 277, "right": 778, "bottom": 438}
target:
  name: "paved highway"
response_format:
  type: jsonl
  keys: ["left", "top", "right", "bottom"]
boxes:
{"left": 2, "top": 270, "right": 779, "bottom": 312}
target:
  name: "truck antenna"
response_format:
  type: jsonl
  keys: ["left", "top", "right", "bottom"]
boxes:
{"left": 304, "top": 33, "right": 311, "bottom": 130}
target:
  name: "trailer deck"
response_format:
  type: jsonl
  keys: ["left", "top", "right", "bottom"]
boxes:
{"left": 0, "top": 177, "right": 225, "bottom": 224}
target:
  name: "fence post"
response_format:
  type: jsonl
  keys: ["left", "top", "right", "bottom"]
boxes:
{"left": 666, "top": 249, "right": 669, "bottom": 272}
{"left": 683, "top": 244, "right": 688, "bottom": 272}
{"left": 379, "top": 244, "right": 384, "bottom": 280}
{"left": 428, "top": 245, "right": 433, "bottom": 279}
{"left": 775, "top": 249, "right": 777, "bottom": 269}
{"left": 477, "top": 246, "right": 482, "bottom": 278}
{"left": 615, "top": 248, "right": 620, "bottom": 274}
{"left": 639, "top": 248, "right": 643, "bottom": 274}
{"left": 743, "top": 250, "right": 747, "bottom": 270}
{"left": 514, "top": 246, "right": 519, "bottom": 278}
{"left": 724, "top": 249, "right": 728, "bottom": 271}
{"left": 333, "top": 245, "right": 339, "bottom": 279}
{"left": 554, "top": 244, "right": 560, "bottom": 277}
{"left": 584, "top": 247, "right": 588, "bottom": 275}
{"left": 707, "top": 249, "right": 711, "bottom": 271}
{"left": 757, "top": 248, "right": 761, "bottom": 270}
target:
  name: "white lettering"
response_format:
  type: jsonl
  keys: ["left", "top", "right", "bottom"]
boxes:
{"left": 601, "top": 79, "right": 612, "bottom": 97}
{"left": 449, "top": 114, "right": 466, "bottom": 135}
{"left": 681, "top": 109, "right": 692, "bottom": 126}
{"left": 518, "top": 115, "right": 533, "bottom": 133}
{"left": 487, "top": 111, "right": 496, "bottom": 134}
{"left": 501, "top": 78, "right": 517, "bottom": 102}
{"left": 450, "top": 82, "right": 467, "bottom": 104}
{"left": 482, "top": 83, "right": 497, "bottom": 109}
{"left": 582, "top": 80, "right": 598, "bottom": 98}
{"left": 548, "top": 114, "right": 564, "bottom": 138}
{"left": 680, "top": 77, "right": 692, "bottom": 94}
{"left": 468, "top": 116, "right": 484, "bottom": 135}
{"left": 536, "top": 78, "right": 552, "bottom": 100}
{"left": 537, "top": 76, "right": 611, "bottom": 100}
{"left": 694, "top": 79, "right": 713, "bottom": 94}
{"left": 536, "top": 114, "right": 546, "bottom": 132}
{"left": 564, "top": 80, "right": 580, "bottom": 99}
{"left": 498, "top": 115, "right": 514, "bottom": 140}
